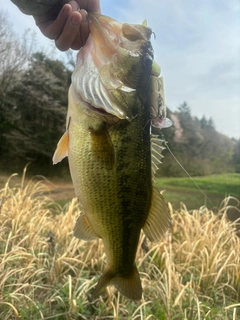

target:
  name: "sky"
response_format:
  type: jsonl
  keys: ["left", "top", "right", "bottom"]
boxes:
{"left": 2, "top": 0, "right": 240, "bottom": 139}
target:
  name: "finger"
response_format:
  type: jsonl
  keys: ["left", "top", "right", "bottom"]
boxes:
{"left": 69, "top": 0, "right": 80, "bottom": 11}
{"left": 78, "top": 10, "right": 90, "bottom": 46}
{"left": 70, "top": 35, "right": 83, "bottom": 50}
{"left": 36, "top": 4, "right": 72, "bottom": 40}
{"left": 88, "top": 0, "right": 101, "bottom": 13}
{"left": 80, "top": 9, "right": 88, "bottom": 22}
{"left": 75, "top": 0, "right": 101, "bottom": 13}
{"left": 55, "top": 11, "right": 82, "bottom": 51}
{"left": 68, "top": 10, "right": 89, "bottom": 50}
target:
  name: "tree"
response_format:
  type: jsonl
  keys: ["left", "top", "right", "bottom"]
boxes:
{"left": 233, "top": 139, "right": 240, "bottom": 173}
{"left": 0, "top": 11, "right": 34, "bottom": 96}
{"left": 0, "top": 10, "right": 73, "bottom": 175}
{"left": 0, "top": 11, "right": 35, "bottom": 171}
{"left": 1, "top": 52, "right": 71, "bottom": 173}
{"left": 156, "top": 102, "right": 235, "bottom": 177}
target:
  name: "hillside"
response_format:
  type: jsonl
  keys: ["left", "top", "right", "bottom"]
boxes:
{"left": 155, "top": 104, "right": 239, "bottom": 177}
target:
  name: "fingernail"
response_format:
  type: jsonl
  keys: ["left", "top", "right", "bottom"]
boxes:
{"left": 69, "top": 0, "right": 79, "bottom": 12}
{"left": 71, "top": 14, "right": 81, "bottom": 26}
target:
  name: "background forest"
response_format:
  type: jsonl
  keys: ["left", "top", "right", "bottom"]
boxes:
{"left": 0, "top": 11, "right": 239, "bottom": 178}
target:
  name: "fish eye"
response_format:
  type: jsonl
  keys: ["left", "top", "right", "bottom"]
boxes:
{"left": 143, "top": 54, "right": 153, "bottom": 68}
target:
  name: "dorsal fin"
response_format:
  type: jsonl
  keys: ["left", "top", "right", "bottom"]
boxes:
{"left": 151, "top": 135, "right": 165, "bottom": 181}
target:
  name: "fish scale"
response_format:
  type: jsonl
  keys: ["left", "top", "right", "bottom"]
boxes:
{"left": 53, "top": 13, "right": 171, "bottom": 300}
{"left": 69, "top": 103, "right": 152, "bottom": 286}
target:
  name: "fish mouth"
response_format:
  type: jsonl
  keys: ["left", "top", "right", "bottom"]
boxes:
{"left": 88, "top": 13, "right": 152, "bottom": 59}
{"left": 71, "top": 13, "right": 153, "bottom": 121}
{"left": 87, "top": 13, "right": 118, "bottom": 62}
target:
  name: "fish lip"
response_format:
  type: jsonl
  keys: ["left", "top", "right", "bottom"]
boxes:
{"left": 88, "top": 13, "right": 117, "bottom": 59}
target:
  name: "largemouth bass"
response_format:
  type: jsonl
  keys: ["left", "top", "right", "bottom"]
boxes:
{"left": 53, "top": 13, "right": 171, "bottom": 300}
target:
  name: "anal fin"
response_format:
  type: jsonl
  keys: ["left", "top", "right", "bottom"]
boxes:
{"left": 73, "top": 213, "right": 99, "bottom": 241}
{"left": 92, "top": 265, "right": 142, "bottom": 300}
{"left": 143, "top": 187, "right": 171, "bottom": 242}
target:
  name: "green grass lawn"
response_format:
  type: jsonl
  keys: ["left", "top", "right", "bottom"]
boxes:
{"left": 156, "top": 173, "right": 240, "bottom": 210}
{"left": 1, "top": 171, "right": 239, "bottom": 212}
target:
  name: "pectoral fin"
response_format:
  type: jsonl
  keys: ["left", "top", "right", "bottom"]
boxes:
{"left": 52, "top": 130, "right": 69, "bottom": 164}
{"left": 143, "top": 187, "right": 171, "bottom": 242}
{"left": 73, "top": 214, "right": 99, "bottom": 241}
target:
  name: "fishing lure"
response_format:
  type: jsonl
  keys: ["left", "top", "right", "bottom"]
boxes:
{"left": 150, "top": 60, "right": 172, "bottom": 129}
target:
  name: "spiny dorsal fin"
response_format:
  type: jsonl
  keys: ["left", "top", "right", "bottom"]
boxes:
{"left": 151, "top": 135, "right": 165, "bottom": 180}
{"left": 73, "top": 213, "right": 99, "bottom": 241}
{"left": 143, "top": 186, "right": 171, "bottom": 242}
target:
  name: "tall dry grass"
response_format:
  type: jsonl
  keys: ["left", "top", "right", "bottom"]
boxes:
{"left": 0, "top": 172, "right": 240, "bottom": 319}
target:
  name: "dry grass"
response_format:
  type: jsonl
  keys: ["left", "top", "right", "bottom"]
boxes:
{"left": 1, "top": 171, "right": 240, "bottom": 319}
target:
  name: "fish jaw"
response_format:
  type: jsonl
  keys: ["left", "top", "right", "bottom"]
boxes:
{"left": 71, "top": 13, "right": 154, "bottom": 121}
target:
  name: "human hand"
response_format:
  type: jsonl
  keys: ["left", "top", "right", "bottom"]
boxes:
{"left": 34, "top": 0, "right": 101, "bottom": 51}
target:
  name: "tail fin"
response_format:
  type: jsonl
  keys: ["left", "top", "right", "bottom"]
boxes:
{"left": 92, "top": 266, "right": 142, "bottom": 300}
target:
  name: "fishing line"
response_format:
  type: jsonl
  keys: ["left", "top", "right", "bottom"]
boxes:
{"left": 160, "top": 131, "right": 214, "bottom": 207}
